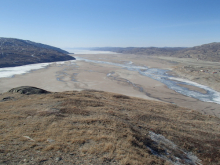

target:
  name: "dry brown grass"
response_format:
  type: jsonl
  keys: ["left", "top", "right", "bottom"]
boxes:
{"left": 0, "top": 89, "right": 219, "bottom": 164}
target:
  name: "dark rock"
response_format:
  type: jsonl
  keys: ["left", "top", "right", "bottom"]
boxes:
{"left": 8, "top": 86, "right": 50, "bottom": 95}
{"left": 1, "top": 96, "right": 15, "bottom": 101}
{"left": 113, "top": 94, "right": 130, "bottom": 99}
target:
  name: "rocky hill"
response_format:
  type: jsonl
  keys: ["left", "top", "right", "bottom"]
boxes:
{"left": 95, "top": 42, "right": 220, "bottom": 62}
{"left": 0, "top": 38, "right": 75, "bottom": 68}
{"left": 0, "top": 86, "right": 219, "bottom": 164}
{"left": 177, "top": 42, "right": 220, "bottom": 61}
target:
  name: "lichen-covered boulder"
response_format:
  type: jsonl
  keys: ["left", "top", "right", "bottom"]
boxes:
{"left": 8, "top": 86, "right": 50, "bottom": 95}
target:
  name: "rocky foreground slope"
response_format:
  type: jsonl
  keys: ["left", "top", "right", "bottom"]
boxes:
{"left": 0, "top": 38, "right": 75, "bottom": 68}
{"left": 0, "top": 86, "right": 219, "bottom": 164}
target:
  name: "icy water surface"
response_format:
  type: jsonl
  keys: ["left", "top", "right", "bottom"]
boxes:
{"left": 0, "top": 63, "right": 51, "bottom": 78}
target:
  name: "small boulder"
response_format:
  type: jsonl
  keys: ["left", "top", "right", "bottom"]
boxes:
{"left": 55, "top": 157, "right": 62, "bottom": 161}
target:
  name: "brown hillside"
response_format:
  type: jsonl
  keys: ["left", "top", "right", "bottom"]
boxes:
{"left": 177, "top": 42, "right": 220, "bottom": 61}
{"left": 0, "top": 38, "right": 75, "bottom": 68}
{"left": 0, "top": 87, "right": 219, "bottom": 164}
{"left": 95, "top": 42, "right": 220, "bottom": 61}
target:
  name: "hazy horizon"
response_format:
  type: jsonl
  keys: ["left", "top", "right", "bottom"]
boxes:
{"left": 1, "top": 0, "right": 220, "bottom": 48}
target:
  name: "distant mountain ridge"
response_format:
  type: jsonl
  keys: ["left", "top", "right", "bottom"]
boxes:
{"left": 0, "top": 38, "right": 75, "bottom": 68}
{"left": 93, "top": 42, "right": 220, "bottom": 62}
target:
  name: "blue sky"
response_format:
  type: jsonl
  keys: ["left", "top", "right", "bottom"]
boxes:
{"left": 0, "top": 0, "right": 220, "bottom": 48}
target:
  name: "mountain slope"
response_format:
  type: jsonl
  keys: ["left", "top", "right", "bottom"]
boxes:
{"left": 176, "top": 42, "right": 220, "bottom": 61}
{"left": 0, "top": 86, "right": 219, "bottom": 164}
{"left": 94, "top": 42, "right": 220, "bottom": 62}
{"left": 0, "top": 38, "right": 75, "bottom": 68}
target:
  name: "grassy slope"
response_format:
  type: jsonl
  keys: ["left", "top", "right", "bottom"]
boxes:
{"left": 0, "top": 90, "right": 219, "bottom": 164}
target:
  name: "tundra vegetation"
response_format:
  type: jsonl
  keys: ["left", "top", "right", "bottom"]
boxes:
{"left": 0, "top": 87, "right": 219, "bottom": 164}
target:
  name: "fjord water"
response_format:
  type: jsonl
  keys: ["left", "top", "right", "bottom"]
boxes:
{"left": 0, "top": 49, "right": 220, "bottom": 104}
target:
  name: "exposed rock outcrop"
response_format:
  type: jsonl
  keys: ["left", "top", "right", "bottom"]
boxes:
{"left": 8, "top": 86, "right": 50, "bottom": 95}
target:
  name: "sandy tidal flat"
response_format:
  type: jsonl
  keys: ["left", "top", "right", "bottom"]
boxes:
{"left": 0, "top": 53, "right": 220, "bottom": 118}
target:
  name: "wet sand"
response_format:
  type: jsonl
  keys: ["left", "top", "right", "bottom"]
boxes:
{"left": 0, "top": 53, "right": 220, "bottom": 118}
